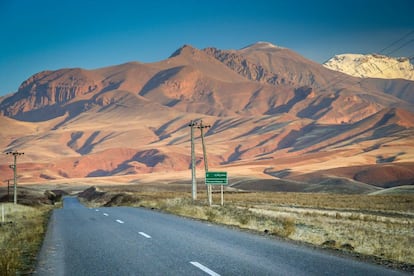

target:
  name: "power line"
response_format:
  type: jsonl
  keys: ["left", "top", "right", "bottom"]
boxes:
{"left": 319, "top": 30, "right": 414, "bottom": 93}
{"left": 384, "top": 39, "right": 414, "bottom": 56}
{"left": 380, "top": 30, "right": 414, "bottom": 56}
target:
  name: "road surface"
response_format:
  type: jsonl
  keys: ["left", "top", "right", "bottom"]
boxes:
{"left": 35, "top": 197, "right": 406, "bottom": 275}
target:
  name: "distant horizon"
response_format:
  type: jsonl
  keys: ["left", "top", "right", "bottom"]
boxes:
{"left": 1, "top": 0, "right": 413, "bottom": 96}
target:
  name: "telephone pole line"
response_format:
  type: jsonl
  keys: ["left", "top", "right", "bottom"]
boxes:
{"left": 6, "top": 151, "right": 24, "bottom": 204}
{"left": 189, "top": 120, "right": 198, "bottom": 200}
{"left": 197, "top": 120, "right": 211, "bottom": 205}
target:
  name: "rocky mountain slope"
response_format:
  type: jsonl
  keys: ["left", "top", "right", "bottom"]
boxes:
{"left": 324, "top": 54, "right": 414, "bottom": 81}
{"left": 1, "top": 42, "right": 414, "bottom": 192}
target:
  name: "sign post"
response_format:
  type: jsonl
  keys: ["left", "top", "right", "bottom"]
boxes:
{"left": 205, "top": 172, "right": 228, "bottom": 206}
{"left": 221, "top": 184, "right": 224, "bottom": 206}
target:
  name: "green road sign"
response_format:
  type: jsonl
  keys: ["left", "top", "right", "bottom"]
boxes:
{"left": 205, "top": 171, "right": 228, "bottom": 185}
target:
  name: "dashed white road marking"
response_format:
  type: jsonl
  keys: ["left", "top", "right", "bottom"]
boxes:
{"left": 116, "top": 219, "right": 124, "bottom": 224}
{"left": 190, "top": 262, "right": 220, "bottom": 276}
{"left": 103, "top": 213, "right": 109, "bottom": 216}
{"left": 138, "top": 232, "right": 151, "bottom": 239}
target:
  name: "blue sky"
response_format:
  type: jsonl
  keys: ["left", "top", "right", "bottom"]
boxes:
{"left": 0, "top": 0, "right": 413, "bottom": 95}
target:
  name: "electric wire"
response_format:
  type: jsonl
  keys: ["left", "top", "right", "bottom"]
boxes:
{"left": 383, "top": 38, "right": 414, "bottom": 56}
{"left": 378, "top": 30, "right": 414, "bottom": 55}
{"left": 318, "top": 30, "right": 414, "bottom": 93}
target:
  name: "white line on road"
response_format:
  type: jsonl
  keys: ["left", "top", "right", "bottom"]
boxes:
{"left": 103, "top": 213, "right": 109, "bottom": 216}
{"left": 190, "top": 262, "right": 220, "bottom": 276}
{"left": 138, "top": 232, "right": 151, "bottom": 239}
{"left": 116, "top": 219, "right": 124, "bottom": 224}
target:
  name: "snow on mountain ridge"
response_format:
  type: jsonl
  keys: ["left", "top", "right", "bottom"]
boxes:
{"left": 323, "top": 53, "right": 414, "bottom": 81}
{"left": 241, "top": 41, "right": 285, "bottom": 50}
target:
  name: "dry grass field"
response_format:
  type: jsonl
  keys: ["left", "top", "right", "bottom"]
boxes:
{"left": 79, "top": 186, "right": 414, "bottom": 271}
{"left": 0, "top": 203, "right": 53, "bottom": 275}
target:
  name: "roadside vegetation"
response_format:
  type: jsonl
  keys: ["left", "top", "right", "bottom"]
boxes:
{"left": 0, "top": 188, "right": 62, "bottom": 276}
{"left": 79, "top": 186, "right": 414, "bottom": 271}
{"left": 0, "top": 204, "right": 53, "bottom": 275}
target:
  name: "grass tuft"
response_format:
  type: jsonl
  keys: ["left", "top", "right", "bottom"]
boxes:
{"left": 273, "top": 217, "right": 296, "bottom": 238}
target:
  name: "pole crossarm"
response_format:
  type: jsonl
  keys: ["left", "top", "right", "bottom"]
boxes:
{"left": 188, "top": 121, "right": 198, "bottom": 127}
{"left": 196, "top": 120, "right": 211, "bottom": 131}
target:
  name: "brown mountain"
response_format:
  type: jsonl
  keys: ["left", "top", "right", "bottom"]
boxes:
{"left": 1, "top": 42, "right": 413, "bottom": 193}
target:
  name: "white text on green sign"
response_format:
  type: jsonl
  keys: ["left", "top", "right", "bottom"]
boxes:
{"left": 205, "top": 171, "right": 228, "bottom": 185}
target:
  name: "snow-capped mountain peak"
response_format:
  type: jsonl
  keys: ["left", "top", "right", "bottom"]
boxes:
{"left": 323, "top": 53, "right": 414, "bottom": 81}
{"left": 241, "top": 41, "right": 285, "bottom": 51}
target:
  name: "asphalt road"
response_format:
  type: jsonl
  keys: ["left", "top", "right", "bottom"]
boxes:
{"left": 35, "top": 197, "right": 406, "bottom": 275}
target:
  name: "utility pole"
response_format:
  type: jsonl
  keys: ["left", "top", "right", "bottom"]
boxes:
{"left": 189, "top": 120, "right": 198, "bottom": 200}
{"left": 7, "top": 180, "right": 10, "bottom": 202}
{"left": 6, "top": 151, "right": 24, "bottom": 204}
{"left": 197, "top": 120, "right": 211, "bottom": 205}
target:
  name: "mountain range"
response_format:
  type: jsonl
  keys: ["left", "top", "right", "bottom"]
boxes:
{"left": 1, "top": 42, "right": 413, "bottom": 193}
{"left": 324, "top": 53, "right": 414, "bottom": 81}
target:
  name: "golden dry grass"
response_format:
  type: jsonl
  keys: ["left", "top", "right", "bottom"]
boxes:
{"left": 0, "top": 203, "right": 53, "bottom": 275}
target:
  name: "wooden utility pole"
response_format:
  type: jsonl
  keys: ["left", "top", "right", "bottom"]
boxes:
{"left": 6, "top": 151, "right": 24, "bottom": 204}
{"left": 198, "top": 120, "right": 211, "bottom": 205}
{"left": 189, "top": 120, "right": 197, "bottom": 200}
